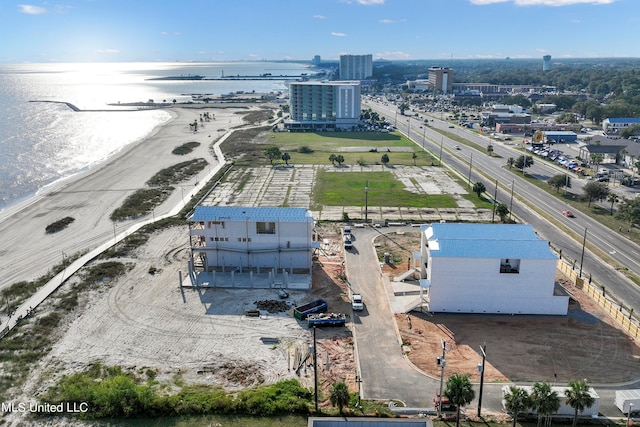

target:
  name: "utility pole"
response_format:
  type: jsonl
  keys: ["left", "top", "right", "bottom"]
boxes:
{"left": 477, "top": 343, "right": 487, "bottom": 417}
{"left": 579, "top": 227, "right": 588, "bottom": 277}
{"left": 509, "top": 180, "right": 514, "bottom": 221}
{"left": 468, "top": 153, "right": 473, "bottom": 187}
{"left": 492, "top": 179, "right": 498, "bottom": 223}
{"left": 355, "top": 372, "right": 363, "bottom": 409}
{"left": 313, "top": 326, "right": 318, "bottom": 412}
{"left": 438, "top": 136, "right": 444, "bottom": 166}
{"left": 437, "top": 339, "right": 447, "bottom": 417}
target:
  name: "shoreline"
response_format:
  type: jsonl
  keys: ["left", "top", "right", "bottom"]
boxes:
{"left": 0, "top": 104, "right": 250, "bottom": 291}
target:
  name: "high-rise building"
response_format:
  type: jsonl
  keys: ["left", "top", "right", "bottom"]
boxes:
{"left": 543, "top": 55, "right": 552, "bottom": 71}
{"left": 312, "top": 55, "right": 321, "bottom": 65}
{"left": 286, "top": 81, "right": 361, "bottom": 131}
{"left": 428, "top": 67, "right": 453, "bottom": 94}
{"left": 339, "top": 54, "right": 373, "bottom": 80}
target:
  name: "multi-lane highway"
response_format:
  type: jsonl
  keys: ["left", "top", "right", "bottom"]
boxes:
{"left": 365, "top": 99, "right": 640, "bottom": 314}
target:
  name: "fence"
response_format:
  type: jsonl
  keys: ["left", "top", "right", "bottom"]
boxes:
{"left": 557, "top": 260, "right": 640, "bottom": 340}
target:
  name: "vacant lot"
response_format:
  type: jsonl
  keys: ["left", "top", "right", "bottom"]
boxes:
{"left": 380, "top": 232, "right": 640, "bottom": 384}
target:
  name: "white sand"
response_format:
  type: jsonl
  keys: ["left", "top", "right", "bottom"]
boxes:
{"left": 0, "top": 106, "right": 241, "bottom": 290}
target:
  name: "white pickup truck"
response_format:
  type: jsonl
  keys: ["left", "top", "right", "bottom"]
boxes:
{"left": 351, "top": 293, "right": 364, "bottom": 311}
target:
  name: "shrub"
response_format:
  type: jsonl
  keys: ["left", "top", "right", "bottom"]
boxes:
{"left": 45, "top": 217, "right": 75, "bottom": 234}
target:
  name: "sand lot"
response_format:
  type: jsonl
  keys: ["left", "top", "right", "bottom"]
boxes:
{"left": 30, "top": 226, "right": 355, "bottom": 400}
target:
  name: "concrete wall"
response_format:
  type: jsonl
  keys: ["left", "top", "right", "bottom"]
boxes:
{"left": 427, "top": 256, "right": 568, "bottom": 315}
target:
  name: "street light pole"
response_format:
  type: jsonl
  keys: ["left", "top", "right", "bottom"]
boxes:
{"left": 438, "top": 137, "right": 444, "bottom": 166}
{"left": 477, "top": 343, "right": 487, "bottom": 417}
{"left": 627, "top": 403, "right": 634, "bottom": 427}
{"left": 364, "top": 181, "right": 369, "bottom": 224}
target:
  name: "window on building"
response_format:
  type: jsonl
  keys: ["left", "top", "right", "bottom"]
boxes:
{"left": 256, "top": 221, "right": 276, "bottom": 234}
{"left": 499, "top": 258, "right": 520, "bottom": 274}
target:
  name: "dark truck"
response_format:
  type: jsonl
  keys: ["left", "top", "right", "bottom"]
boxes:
{"left": 293, "top": 299, "right": 328, "bottom": 320}
{"left": 307, "top": 312, "right": 346, "bottom": 328}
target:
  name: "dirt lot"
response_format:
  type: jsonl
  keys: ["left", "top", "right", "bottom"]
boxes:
{"left": 381, "top": 232, "right": 640, "bottom": 384}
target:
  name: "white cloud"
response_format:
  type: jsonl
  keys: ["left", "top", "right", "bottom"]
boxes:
{"left": 96, "top": 49, "right": 120, "bottom": 54}
{"left": 357, "top": 0, "right": 384, "bottom": 4}
{"left": 313, "top": 14, "right": 326, "bottom": 19}
{"left": 331, "top": 32, "right": 347, "bottom": 37}
{"left": 379, "top": 18, "right": 406, "bottom": 24}
{"left": 18, "top": 4, "right": 47, "bottom": 14}
{"left": 470, "top": 0, "right": 614, "bottom": 5}
{"left": 375, "top": 51, "right": 411, "bottom": 60}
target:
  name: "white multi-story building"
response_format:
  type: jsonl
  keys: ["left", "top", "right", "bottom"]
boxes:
{"left": 602, "top": 118, "right": 640, "bottom": 135}
{"left": 420, "top": 223, "right": 568, "bottom": 315}
{"left": 188, "top": 206, "right": 315, "bottom": 289}
{"left": 339, "top": 54, "right": 373, "bottom": 80}
{"left": 285, "top": 81, "right": 361, "bottom": 131}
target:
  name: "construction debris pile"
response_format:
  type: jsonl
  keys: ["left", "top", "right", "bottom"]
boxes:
{"left": 253, "top": 299, "right": 291, "bottom": 313}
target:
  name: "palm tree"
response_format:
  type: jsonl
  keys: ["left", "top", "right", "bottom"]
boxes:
{"left": 281, "top": 152, "right": 291, "bottom": 166}
{"left": 329, "top": 381, "right": 350, "bottom": 415}
{"left": 607, "top": 192, "right": 619, "bottom": 215}
{"left": 496, "top": 203, "right": 509, "bottom": 223}
{"left": 531, "top": 382, "right": 560, "bottom": 427}
{"left": 381, "top": 153, "right": 390, "bottom": 167}
{"left": 565, "top": 379, "right": 595, "bottom": 427}
{"left": 444, "top": 374, "right": 475, "bottom": 427}
{"left": 336, "top": 155, "right": 345, "bottom": 166}
{"left": 503, "top": 385, "right": 531, "bottom": 427}
{"left": 506, "top": 157, "right": 515, "bottom": 169}
{"left": 472, "top": 181, "right": 486, "bottom": 198}
{"left": 329, "top": 154, "right": 337, "bottom": 165}
{"left": 487, "top": 144, "right": 494, "bottom": 157}
{"left": 412, "top": 152, "right": 418, "bottom": 166}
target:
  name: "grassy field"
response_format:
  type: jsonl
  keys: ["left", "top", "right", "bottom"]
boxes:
{"left": 224, "top": 128, "right": 430, "bottom": 167}
{"left": 314, "top": 170, "right": 457, "bottom": 208}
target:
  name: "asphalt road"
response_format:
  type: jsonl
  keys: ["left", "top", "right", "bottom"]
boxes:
{"left": 366, "top": 100, "right": 640, "bottom": 315}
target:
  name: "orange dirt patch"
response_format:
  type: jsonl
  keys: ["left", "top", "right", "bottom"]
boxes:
{"left": 397, "top": 277, "right": 640, "bottom": 383}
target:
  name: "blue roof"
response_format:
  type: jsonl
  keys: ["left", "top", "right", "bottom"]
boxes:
{"left": 189, "top": 206, "right": 312, "bottom": 222}
{"left": 608, "top": 118, "right": 640, "bottom": 124}
{"left": 424, "top": 223, "right": 557, "bottom": 260}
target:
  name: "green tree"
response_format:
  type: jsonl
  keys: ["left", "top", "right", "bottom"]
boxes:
{"left": 281, "top": 152, "right": 291, "bottom": 166}
{"left": 503, "top": 385, "right": 531, "bottom": 427}
{"left": 265, "top": 146, "right": 281, "bottom": 165}
{"left": 514, "top": 155, "right": 534, "bottom": 173}
{"left": 615, "top": 196, "right": 640, "bottom": 225}
{"left": 336, "top": 154, "right": 345, "bottom": 166}
{"left": 399, "top": 102, "right": 409, "bottom": 115}
{"left": 589, "top": 153, "right": 603, "bottom": 171}
{"left": 329, "top": 381, "right": 350, "bottom": 415}
{"left": 444, "top": 374, "right": 475, "bottom": 427}
{"left": 472, "top": 181, "right": 486, "bottom": 198}
{"left": 548, "top": 174, "right": 571, "bottom": 193}
{"left": 381, "top": 153, "right": 390, "bottom": 167}
{"left": 487, "top": 144, "right": 494, "bottom": 157}
{"left": 607, "top": 192, "right": 619, "bottom": 215}
{"left": 555, "top": 112, "right": 578, "bottom": 124}
{"left": 531, "top": 382, "right": 560, "bottom": 427}
{"left": 620, "top": 125, "right": 640, "bottom": 139}
{"left": 329, "top": 154, "right": 337, "bottom": 165}
{"left": 583, "top": 181, "right": 610, "bottom": 206}
{"left": 412, "top": 152, "right": 418, "bottom": 166}
{"left": 506, "top": 157, "right": 515, "bottom": 169}
{"left": 496, "top": 203, "right": 509, "bottom": 223}
{"left": 565, "top": 379, "right": 595, "bottom": 427}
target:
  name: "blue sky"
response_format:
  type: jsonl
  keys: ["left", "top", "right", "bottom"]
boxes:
{"left": 0, "top": 0, "right": 637, "bottom": 63}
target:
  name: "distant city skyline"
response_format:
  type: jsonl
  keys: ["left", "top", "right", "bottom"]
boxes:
{"left": 1, "top": 0, "right": 637, "bottom": 63}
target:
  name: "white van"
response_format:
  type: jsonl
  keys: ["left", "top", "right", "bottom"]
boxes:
{"left": 343, "top": 234, "right": 352, "bottom": 249}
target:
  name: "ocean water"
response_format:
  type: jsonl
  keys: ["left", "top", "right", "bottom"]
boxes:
{"left": 0, "top": 61, "right": 313, "bottom": 211}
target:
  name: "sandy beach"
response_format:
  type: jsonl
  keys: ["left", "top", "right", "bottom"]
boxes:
{"left": 0, "top": 104, "right": 248, "bottom": 296}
